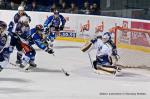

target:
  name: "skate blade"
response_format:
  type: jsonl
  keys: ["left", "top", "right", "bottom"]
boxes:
{"left": 25, "top": 66, "right": 36, "bottom": 71}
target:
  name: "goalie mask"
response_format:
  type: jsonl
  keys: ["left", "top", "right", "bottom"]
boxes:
{"left": 0, "top": 21, "right": 7, "bottom": 36}
{"left": 102, "top": 33, "right": 110, "bottom": 43}
{"left": 102, "top": 32, "right": 112, "bottom": 43}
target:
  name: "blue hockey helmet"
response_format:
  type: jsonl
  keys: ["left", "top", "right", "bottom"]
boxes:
{"left": 35, "top": 24, "right": 44, "bottom": 31}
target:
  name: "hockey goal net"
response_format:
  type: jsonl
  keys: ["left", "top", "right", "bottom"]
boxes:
{"left": 112, "top": 26, "right": 150, "bottom": 69}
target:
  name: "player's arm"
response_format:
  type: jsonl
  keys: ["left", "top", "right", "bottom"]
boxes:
{"left": 59, "top": 15, "right": 66, "bottom": 30}
{"left": 8, "top": 21, "right": 14, "bottom": 33}
{"left": 24, "top": 13, "right": 31, "bottom": 22}
{"left": 15, "top": 23, "right": 22, "bottom": 33}
{"left": 14, "top": 13, "right": 20, "bottom": 23}
{"left": 44, "top": 16, "right": 53, "bottom": 28}
{"left": 32, "top": 34, "right": 54, "bottom": 54}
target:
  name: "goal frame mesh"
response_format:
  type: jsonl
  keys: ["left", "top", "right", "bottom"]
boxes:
{"left": 111, "top": 26, "right": 150, "bottom": 69}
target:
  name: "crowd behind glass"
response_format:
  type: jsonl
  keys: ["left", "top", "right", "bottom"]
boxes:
{"left": 0, "top": 0, "right": 149, "bottom": 20}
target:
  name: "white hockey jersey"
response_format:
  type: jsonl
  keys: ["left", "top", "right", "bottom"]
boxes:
{"left": 94, "top": 39, "right": 112, "bottom": 57}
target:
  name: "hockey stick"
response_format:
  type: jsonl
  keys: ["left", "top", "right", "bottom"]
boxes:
{"left": 81, "top": 29, "right": 93, "bottom": 68}
{"left": 43, "top": 34, "right": 70, "bottom": 76}
{"left": 88, "top": 52, "right": 94, "bottom": 68}
{"left": 9, "top": 62, "right": 18, "bottom": 66}
{"left": 52, "top": 53, "right": 70, "bottom": 76}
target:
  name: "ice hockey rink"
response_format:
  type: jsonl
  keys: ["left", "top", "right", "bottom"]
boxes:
{"left": 0, "top": 40, "right": 150, "bottom": 99}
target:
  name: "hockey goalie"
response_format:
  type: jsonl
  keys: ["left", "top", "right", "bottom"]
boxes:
{"left": 81, "top": 32, "right": 121, "bottom": 74}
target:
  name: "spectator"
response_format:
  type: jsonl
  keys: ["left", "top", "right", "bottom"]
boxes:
{"left": 50, "top": 3, "right": 57, "bottom": 12}
{"left": 20, "top": 0, "right": 27, "bottom": 8}
{"left": 26, "top": 0, "right": 38, "bottom": 11}
{"left": 10, "top": 0, "right": 22, "bottom": 10}
{"left": 0, "top": 0, "right": 4, "bottom": 8}
{"left": 89, "top": 4, "right": 93, "bottom": 14}
{"left": 59, "top": 2, "right": 67, "bottom": 13}
{"left": 31, "top": 1, "right": 37, "bottom": 11}
{"left": 82, "top": 1, "right": 90, "bottom": 14}
{"left": 68, "top": 2, "right": 78, "bottom": 14}
{"left": 0, "top": 0, "right": 3, "bottom": 5}
{"left": 91, "top": 3, "right": 100, "bottom": 15}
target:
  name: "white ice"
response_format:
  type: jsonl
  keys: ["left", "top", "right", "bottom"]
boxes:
{"left": 0, "top": 41, "right": 150, "bottom": 99}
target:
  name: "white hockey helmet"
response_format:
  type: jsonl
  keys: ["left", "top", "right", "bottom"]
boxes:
{"left": 18, "top": 6, "right": 24, "bottom": 11}
{"left": 19, "top": 16, "right": 29, "bottom": 24}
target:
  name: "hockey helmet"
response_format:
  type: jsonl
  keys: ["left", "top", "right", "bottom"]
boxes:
{"left": 18, "top": 6, "right": 24, "bottom": 11}
{"left": 35, "top": 24, "right": 44, "bottom": 31}
{"left": 0, "top": 21, "right": 7, "bottom": 34}
{"left": 18, "top": 6, "right": 24, "bottom": 15}
{"left": 54, "top": 10, "right": 59, "bottom": 18}
{"left": 19, "top": 16, "right": 29, "bottom": 24}
{"left": 54, "top": 10, "right": 59, "bottom": 15}
{"left": 35, "top": 24, "right": 44, "bottom": 35}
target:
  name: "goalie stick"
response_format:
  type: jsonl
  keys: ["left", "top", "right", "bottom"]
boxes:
{"left": 88, "top": 52, "right": 94, "bottom": 68}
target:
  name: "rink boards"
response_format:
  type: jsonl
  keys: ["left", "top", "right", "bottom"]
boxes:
{"left": 0, "top": 10, "right": 150, "bottom": 53}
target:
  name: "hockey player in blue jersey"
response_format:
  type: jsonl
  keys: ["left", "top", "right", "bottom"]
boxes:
{"left": 0, "top": 21, "right": 13, "bottom": 72}
{"left": 19, "top": 24, "right": 54, "bottom": 69}
{"left": 27, "top": 24, "right": 54, "bottom": 53}
{"left": 44, "top": 10, "right": 66, "bottom": 48}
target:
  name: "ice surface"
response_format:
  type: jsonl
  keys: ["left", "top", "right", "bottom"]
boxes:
{"left": 0, "top": 41, "right": 150, "bottom": 99}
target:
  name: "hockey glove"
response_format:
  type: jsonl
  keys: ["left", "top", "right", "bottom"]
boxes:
{"left": 8, "top": 21, "right": 14, "bottom": 33}
{"left": 59, "top": 25, "right": 64, "bottom": 30}
{"left": 44, "top": 27, "right": 49, "bottom": 33}
{"left": 112, "top": 49, "right": 118, "bottom": 56}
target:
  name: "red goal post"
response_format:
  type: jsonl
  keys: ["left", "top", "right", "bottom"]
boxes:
{"left": 109, "top": 26, "right": 150, "bottom": 68}
{"left": 110, "top": 26, "right": 150, "bottom": 47}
